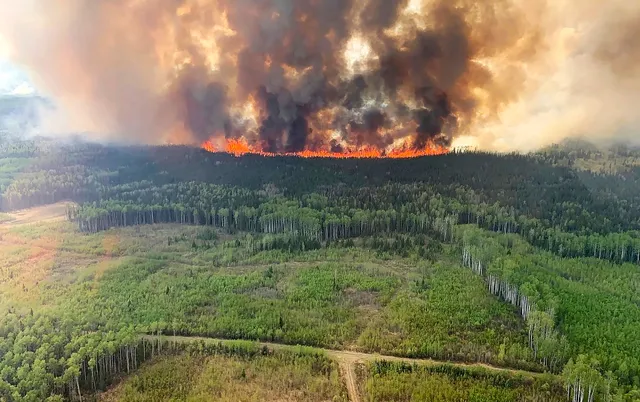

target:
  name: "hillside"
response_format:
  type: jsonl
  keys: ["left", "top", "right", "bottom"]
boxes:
{"left": 1, "top": 138, "right": 640, "bottom": 401}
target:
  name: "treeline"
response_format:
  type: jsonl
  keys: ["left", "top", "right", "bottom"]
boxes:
{"left": 462, "top": 240, "right": 568, "bottom": 374}
{"left": 3, "top": 137, "right": 640, "bottom": 257}
{"left": 0, "top": 167, "right": 112, "bottom": 211}
{"left": 65, "top": 186, "right": 457, "bottom": 243}
{"left": 458, "top": 226, "right": 640, "bottom": 398}
{"left": 3, "top": 138, "right": 640, "bottom": 235}
{"left": 65, "top": 181, "right": 640, "bottom": 265}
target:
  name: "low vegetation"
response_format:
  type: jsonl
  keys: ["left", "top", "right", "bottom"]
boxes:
{"left": 362, "top": 361, "right": 565, "bottom": 402}
{"left": 0, "top": 212, "right": 14, "bottom": 223}
{"left": 101, "top": 350, "right": 347, "bottom": 402}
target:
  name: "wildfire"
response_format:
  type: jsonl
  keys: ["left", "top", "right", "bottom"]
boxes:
{"left": 3, "top": 0, "right": 584, "bottom": 151}
{"left": 202, "top": 138, "right": 448, "bottom": 159}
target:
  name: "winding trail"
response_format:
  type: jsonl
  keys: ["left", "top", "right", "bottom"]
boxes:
{"left": 143, "top": 335, "right": 546, "bottom": 402}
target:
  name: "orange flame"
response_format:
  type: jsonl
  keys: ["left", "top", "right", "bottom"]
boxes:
{"left": 201, "top": 138, "right": 448, "bottom": 159}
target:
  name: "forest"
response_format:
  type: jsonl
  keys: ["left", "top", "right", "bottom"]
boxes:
{"left": 1, "top": 135, "right": 640, "bottom": 401}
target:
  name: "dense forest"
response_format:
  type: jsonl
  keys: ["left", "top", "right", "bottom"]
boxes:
{"left": 1, "top": 135, "right": 640, "bottom": 401}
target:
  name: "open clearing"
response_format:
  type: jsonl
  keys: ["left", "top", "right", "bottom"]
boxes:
{"left": 0, "top": 204, "right": 555, "bottom": 401}
{"left": 0, "top": 201, "right": 73, "bottom": 226}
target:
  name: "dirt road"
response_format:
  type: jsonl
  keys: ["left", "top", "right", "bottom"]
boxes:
{"left": 339, "top": 360, "right": 361, "bottom": 402}
{"left": 144, "top": 335, "right": 546, "bottom": 402}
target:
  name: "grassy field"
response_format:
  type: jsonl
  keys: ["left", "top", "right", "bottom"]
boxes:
{"left": 0, "top": 218, "right": 119, "bottom": 313}
{"left": 0, "top": 209, "right": 545, "bottom": 401}
{"left": 0, "top": 219, "right": 533, "bottom": 368}
{"left": 357, "top": 261, "right": 526, "bottom": 361}
{"left": 100, "top": 351, "right": 348, "bottom": 402}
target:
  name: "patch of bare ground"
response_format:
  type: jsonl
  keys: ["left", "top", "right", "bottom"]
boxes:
{"left": 344, "top": 287, "right": 380, "bottom": 310}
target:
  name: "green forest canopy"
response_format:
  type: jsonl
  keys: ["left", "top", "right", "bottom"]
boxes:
{"left": 1, "top": 136, "right": 640, "bottom": 401}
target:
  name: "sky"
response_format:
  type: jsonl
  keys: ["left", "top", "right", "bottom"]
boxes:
{"left": 0, "top": 34, "right": 35, "bottom": 96}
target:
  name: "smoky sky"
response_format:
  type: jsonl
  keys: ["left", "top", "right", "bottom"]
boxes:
{"left": 0, "top": 0, "right": 638, "bottom": 152}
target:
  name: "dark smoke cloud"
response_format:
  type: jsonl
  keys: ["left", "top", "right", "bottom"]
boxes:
{"left": 360, "top": 0, "right": 409, "bottom": 31}
{"left": 348, "top": 109, "right": 389, "bottom": 148}
{"left": 202, "top": 0, "right": 488, "bottom": 151}
{"left": 414, "top": 89, "right": 454, "bottom": 148}
{"left": 3, "top": 0, "right": 637, "bottom": 152}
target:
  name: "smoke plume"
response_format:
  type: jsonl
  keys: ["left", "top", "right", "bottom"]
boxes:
{"left": 0, "top": 0, "right": 638, "bottom": 152}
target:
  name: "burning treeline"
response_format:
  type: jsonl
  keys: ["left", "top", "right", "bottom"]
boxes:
{"left": 161, "top": 0, "right": 541, "bottom": 155}
{"left": 0, "top": 0, "right": 541, "bottom": 155}
{"left": 179, "top": 0, "right": 540, "bottom": 156}
{"left": 135, "top": 0, "right": 534, "bottom": 156}
{"left": 3, "top": 0, "right": 639, "bottom": 154}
